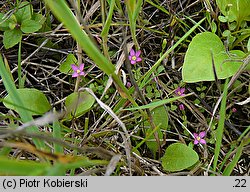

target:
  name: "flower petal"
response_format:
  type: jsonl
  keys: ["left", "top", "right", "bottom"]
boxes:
{"left": 175, "top": 87, "right": 181, "bottom": 95}
{"left": 136, "top": 58, "right": 142, "bottom": 62}
{"left": 79, "top": 63, "right": 84, "bottom": 71}
{"left": 180, "top": 88, "right": 185, "bottom": 94}
{"left": 128, "top": 55, "right": 132, "bottom": 61}
{"left": 200, "top": 139, "right": 206, "bottom": 145}
{"left": 199, "top": 131, "right": 206, "bottom": 138}
{"left": 72, "top": 72, "right": 79, "bottom": 77}
{"left": 193, "top": 133, "right": 198, "bottom": 138}
{"left": 79, "top": 71, "right": 85, "bottom": 76}
{"left": 71, "top": 64, "right": 78, "bottom": 71}
{"left": 130, "top": 48, "right": 135, "bottom": 56}
{"left": 179, "top": 104, "right": 185, "bottom": 110}
{"left": 130, "top": 60, "right": 136, "bottom": 65}
{"left": 126, "top": 82, "right": 132, "bottom": 88}
{"left": 194, "top": 140, "right": 199, "bottom": 145}
{"left": 135, "top": 50, "right": 141, "bottom": 57}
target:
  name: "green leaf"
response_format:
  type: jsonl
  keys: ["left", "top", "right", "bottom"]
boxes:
{"left": 32, "top": 13, "right": 46, "bottom": 25}
{"left": 247, "top": 37, "right": 250, "bottom": 52}
{"left": 182, "top": 32, "right": 245, "bottom": 83}
{"left": 3, "top": 29, "right": 22, "bottom": 49}
{"left": 3, "top": 88, "right": 51, "bottom": 115}
{"left": 0, "top": 56, "right": 45, "bottom": 149}
{"left": 161, "top": 143, "right": 199, "bottom": 172}
{"left": 145, "top": 105, "right": 169, "bottom": 156}
{"left": 216, "top": 0, "right": 250, "bottom": 24}
{"left": 0, "top": 13, "right": 17, "bottom": 31}
{"left": 59, "top": 54, "right": 77, "bottom": 74}
{"left": 21, "top": 19, "right": 42, "bottom": 33}
{"left": 0, "top": 13, "right": 9, "bottom": 30}
{"left": 124, "top": 94, "right": 192, "bottom": 110}
{"left": 146, "top": 128, "right": 163, "bottom": 157}
{"left": 15, "top": 1, "right": 32, "bottom": 23}
{"left": 65, "top": 92, "right": 95, "bottom": 120}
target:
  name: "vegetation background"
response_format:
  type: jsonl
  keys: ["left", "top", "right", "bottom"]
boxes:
{"left": 0, "top": 0, "right": 249, "bottom": 176}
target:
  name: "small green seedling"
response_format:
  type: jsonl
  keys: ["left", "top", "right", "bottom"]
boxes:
{"left": 0, "top": 1, "right": 45, "bottom": 49}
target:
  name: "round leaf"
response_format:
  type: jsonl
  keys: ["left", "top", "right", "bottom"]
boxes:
{"left": 182, "top": 32, "right": 245, "bottom": 83}
{"left": 161, "top": 143, "right": 199, "bottom": 172}
{"left": 65, "top": 91, "right": 95, "bottom": 120}
{"left": 3, "top": 88, "right": 51, "bottom": 115}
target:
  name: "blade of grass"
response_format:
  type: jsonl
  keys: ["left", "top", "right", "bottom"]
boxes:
{"left": 52, "top": 118, "right": 63, "bottom": 154}
{"left": 18, "top": 41, "right": 23, "bottom": 88}
{"left": 218, "top": 144, "right": 236, "bottom": 172}
{"left": 100, "top": 0, "right": 115, "bottom": 59}
{"left": 222, "top": 125, "right": 250, "bottom": 175}
{"left": 124, "top": 93, "right": 192, "bottom": 110}
{"left": 45, "top": 157, "right": 109, "bottom": 176}
{"left": 213, "top": 78, "right": 229, "bottom": 173}
{"left": 222, "top": 139, "right": 246, "bottom": 175}
{"left": 0, "top": 147, "right": 12, "bottom": 156}
{"left": 101, "top": 0, "right": 115, "bottom": 38}
{"left": 0, "top": 55, "right": 45, "bottom": 149}
{"left": 0, "top": 156, "right": 50, "bottom": 176}
{"left": 125, "top": 0, "right": 143, "bottom": 49}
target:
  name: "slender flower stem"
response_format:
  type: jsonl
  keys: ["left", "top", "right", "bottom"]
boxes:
{"left": 73, "top": 0, "right": 82, "bottom": 92}
{"left": 123, "top": 35, "right": 161, "bottom": 155}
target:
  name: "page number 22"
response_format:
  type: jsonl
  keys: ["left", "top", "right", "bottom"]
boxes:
{"left": 233, "top": 179, "right": 247, "bottom": 188}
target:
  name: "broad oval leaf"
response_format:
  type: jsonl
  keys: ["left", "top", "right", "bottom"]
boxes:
{"left": 64, "top": 91, "right": 95, "bottom": 120}
{"left": 3, "top": 88, "right": 51, "bottom": 115}
{"left": 161, "top": 143, "right": 199, "bottom": 172}
{"left": 182, "top": 32, "right": 245, "bottom": 83}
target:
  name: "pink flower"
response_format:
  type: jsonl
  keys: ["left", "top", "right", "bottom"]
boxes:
{"left": 126, "top": 81, "right": 132, "bottom": 88}
{"left": 179, "top": 104, "right": 185, "bottom": 111}
{"left": 129, "top": 48, "right": 142, "bottom": 65}
{"left": 193, "top": 131, "right": 206, "bottom": 145}
{"left": 71, "top": 63, "right": 85, "bottom": 78}
{"left": 175, "top": 87, "right": 185, "bottom": 96}
{"left": 232, "top": 108, "right": 237, "bottom": 113}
